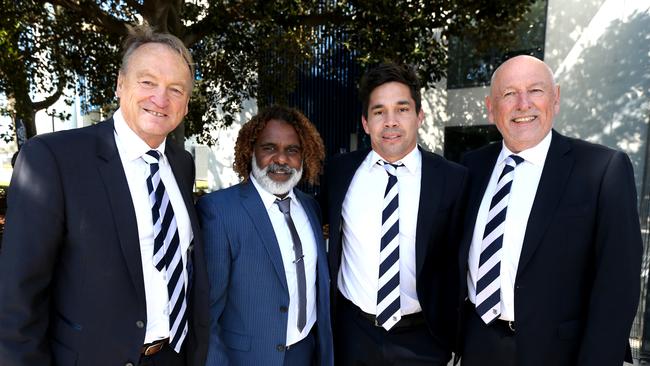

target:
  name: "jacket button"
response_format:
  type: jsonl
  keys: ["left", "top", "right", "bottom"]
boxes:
{"left": 136, "top": 320, "right": 145, "bottom": 328}
{"left": 280, "top": 306, "right": 288, "bottom": 313}
{"left": 125, "top": 363, "right": 134, "bottom": 366}
{"left": 276, "top": 344, "right": 285, "bottom": 351}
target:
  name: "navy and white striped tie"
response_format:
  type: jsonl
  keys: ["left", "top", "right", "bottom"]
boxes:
{"left": 475, "top": 154, "right": 524, "bottom": 324}
{"left": 376, "top": 161, "right": 403, "bottom": 330}
{"left": 142, "top": 150, "right": 188, "bottom": 352}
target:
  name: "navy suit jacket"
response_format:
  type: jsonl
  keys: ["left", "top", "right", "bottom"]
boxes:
{"left": 197, "top": 181, "right": 334, "bottom": 366}
{"left": 458, "top": 130, "right": 642, "bottom": 365}
{"left": 0, "top": 119, "right": 209, "bottom": 366}
{"left": 325, "top": 147, "right": 467, "bottom": 349}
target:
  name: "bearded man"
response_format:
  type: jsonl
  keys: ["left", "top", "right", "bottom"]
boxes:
{"left": 197, "top": 105, "right": 333, "bottom": 366}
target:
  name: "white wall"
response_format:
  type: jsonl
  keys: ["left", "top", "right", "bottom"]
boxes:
{"left": 187, "top": 98, "right": 258, "bottom": 191}
{"left": 440, "top": 0, "right": 650, "bottom": 193}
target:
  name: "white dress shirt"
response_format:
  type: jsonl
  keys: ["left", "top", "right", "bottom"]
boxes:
{"left": 338, "top": 146, "right": 422, "bottom": 316}
{"left": 467, "top": 131, "right": 552, "bottom": 321}
{"left": 113, "top": 109, "right": 193, "bottom": 343}
{"left": 250, "top": 175, "right": 318, "bottom": 346}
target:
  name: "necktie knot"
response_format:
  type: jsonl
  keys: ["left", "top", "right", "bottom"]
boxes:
{"left": 507, "top": 154, "right": 524, "bottom": 166}
{"left": 275, "top": 197, "right": 291, "bottom": 214}
{"left": 142, "top": 150, "right": 161, "bottom": 165}
{"left": 378, "top": 160, "right": 404, "bottom": 176}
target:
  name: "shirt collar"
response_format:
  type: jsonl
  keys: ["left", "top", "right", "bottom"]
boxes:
{"left": 365, "top": 145, "right": 421, "bottom": 175}
{"left": 249, "top": 174, "right": 297, "bottom": 211}
{"left": 113, "top": 108, "right": 167, "bottom": 162}
{"left": 498, "top": 130, "right": 552, "bottom": 167}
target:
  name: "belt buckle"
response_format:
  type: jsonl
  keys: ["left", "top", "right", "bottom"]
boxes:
{"left": 142, "top": 339, "right": 167, "bottom": 356}
{"left": 507, "top": 321, "right": 515, "bottom": 332}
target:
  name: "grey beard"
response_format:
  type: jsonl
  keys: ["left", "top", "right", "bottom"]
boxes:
{"left": 251, "top": 157, "right": 303, "bottom": 196}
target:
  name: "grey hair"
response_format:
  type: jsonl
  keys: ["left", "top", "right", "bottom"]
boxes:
{"left": 120, "top": 24, "right": 195, "bottom": 87}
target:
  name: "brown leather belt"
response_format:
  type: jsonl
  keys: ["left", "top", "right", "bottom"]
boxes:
{"left": 142, "top": 338, "right": 169, "bottom": 356}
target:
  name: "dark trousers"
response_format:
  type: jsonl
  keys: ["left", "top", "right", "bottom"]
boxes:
{"left": 138, "top": 343, "right": 185, "bottom": 366}
{"left": 335, "top": 296, "right": 450, "bottom": 366}
{"left": 284, "top": 327, "right": 316, "bottom": 366}
{"left": 461, "top": 302, "right": 516, "bottom": 366}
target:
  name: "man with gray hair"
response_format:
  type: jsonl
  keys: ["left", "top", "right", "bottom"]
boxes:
{"left": 0, "top": 25, "right": 209, "bottom": 366}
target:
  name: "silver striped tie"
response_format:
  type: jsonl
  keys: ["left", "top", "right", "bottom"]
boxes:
{"left": 475, "top": 154, "right": 523, "bottom": 324}
{"left": 143, "top": 150, "right": 188, "bottom": 352}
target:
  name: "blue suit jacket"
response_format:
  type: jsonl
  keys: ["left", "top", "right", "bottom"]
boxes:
{"left": 197, "top": 180, "right": 334, "bottom": 366}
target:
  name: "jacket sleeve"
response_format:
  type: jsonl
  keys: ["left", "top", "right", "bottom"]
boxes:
{"left": 577, "top": 151, "right": 642, "bottom": 365}
{"left": 196, "top": 196, "right": 232, "bottom": 366}
{"left": 0, "top": 137, "right": 66, "bottom": 366}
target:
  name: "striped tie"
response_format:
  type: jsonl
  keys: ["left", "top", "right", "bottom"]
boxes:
{"left": 142, "top": 150, "right": 188, "bottom": 352}
{"left": 475, "top": 154, "right": 524, "bottom": 324}
{"left": 376, "top": 161, "right": 403, "bottom": 330}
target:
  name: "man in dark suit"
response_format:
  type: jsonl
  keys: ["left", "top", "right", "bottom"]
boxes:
{"left": 325, "top": 63, "right": 466, "bottom": 365}
{"left": 458, "top": 55, "right": 642, "bottom": 366}
{"left": 197, "top": 105, "right": 333, "bottom": 366}
{"left": 0, "top": 26, "right": 209, "bottom": 366}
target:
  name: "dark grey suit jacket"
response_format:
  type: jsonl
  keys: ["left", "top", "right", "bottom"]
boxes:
{"left": 0, "top": 119, "right": 209, "bottom": 366}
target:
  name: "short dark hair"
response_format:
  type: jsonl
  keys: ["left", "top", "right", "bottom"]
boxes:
{"left": 234, "top": 105, "right": 325, "bottom": 185}
{"left": 359, "top": 63, "right": 421, "bottom": 119}
{"left": 120, "top": 24, "right": 194, "bottom": 87}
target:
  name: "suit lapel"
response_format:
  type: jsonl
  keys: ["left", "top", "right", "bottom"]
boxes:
{"left": 459, "top": 143, "right": 501, "bottom": 273}
{"left": 95, "top": 119, "right": 146, "bottom": 303}
{"left": 328, "top": 149, "right": 370, "bottom": 274}
{"left": 165, "top": 143, "right": 200, "bottom": 243}
{"left": 517, "top": 130, "right": 573, "bottom": 276}
{"left": 240, "top": 181, "right": 289, "bottom": 291}
{"left": 415, "top": 149, "right": 442, "bottom": 277}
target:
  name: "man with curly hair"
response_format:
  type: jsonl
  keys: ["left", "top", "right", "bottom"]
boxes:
{"left": 197, "top": 105, "right": 333, "bottom": 366}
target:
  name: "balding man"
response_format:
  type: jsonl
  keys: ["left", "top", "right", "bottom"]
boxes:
{"left": 458, "top": 55, "right": 642, "bottom": 366}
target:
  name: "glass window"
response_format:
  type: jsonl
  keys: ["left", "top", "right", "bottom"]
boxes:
{"left": 447, "top": 0, "right": 548, "bottom": 89}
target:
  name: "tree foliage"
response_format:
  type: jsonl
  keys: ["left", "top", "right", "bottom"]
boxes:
{"left": 0, "top": 0, "right": 535, "bottom": 144}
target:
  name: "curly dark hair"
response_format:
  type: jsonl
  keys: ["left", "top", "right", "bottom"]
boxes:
{"left": 359, "top": 62, "right": 421, "bottom": 119}
{"left": 234, "top": 105, "right": 325, "bottom": 185}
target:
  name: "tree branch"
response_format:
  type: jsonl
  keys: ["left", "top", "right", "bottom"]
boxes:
{"left": 49, "top": 0, "right": 131, "bottom": 36}
{"left": 32, "top": 79, "right": 65, "bottom": 112}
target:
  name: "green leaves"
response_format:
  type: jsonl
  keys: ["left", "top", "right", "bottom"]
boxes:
{"left": 1, "top": 0, "right": 533, "bottom": 143}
